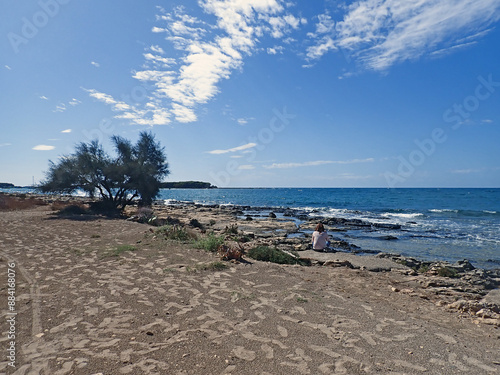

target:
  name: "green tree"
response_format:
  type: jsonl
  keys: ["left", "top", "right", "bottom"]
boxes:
{"left": 39, "top": 131, "right": 169, "bottom": 210}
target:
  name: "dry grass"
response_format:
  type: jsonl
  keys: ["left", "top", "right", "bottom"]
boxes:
{"left": 0, "top": 194, "right": 46, "bottom": 211}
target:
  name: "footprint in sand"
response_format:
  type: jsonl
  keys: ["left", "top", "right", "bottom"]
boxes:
{"left": 232, "top": 346, "right": 256, "bottom": 361}
{"left": 277, "top": 325, "right": 288, "bottom": 337}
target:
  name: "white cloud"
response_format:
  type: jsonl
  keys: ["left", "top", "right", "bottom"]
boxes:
{"left": 91, "top": 61, "right": 100, "bottom": 67}
{"left": 307, "top": 0, "right": 500, "bottom": 71}
{"left": 208, "top": 142, "right": 257, "bottom": 154}
{"left": 61, "top": 129, "right": 72, "bottom": 133}
{"left": 236, "top": 117, "right": 254, "bottom": 125}
{"left": 149, "top": 45, "right": 165, "bottom": 54}
{"left": 69, "top": 98, "right": 81, "bottom": 106}
{"left": 87, "top": 0, "right": 306, "bottom": 125}
{"left": 53, "top": 103, "right": 67, "bottom": 113}
{"left": 0, "top": 143, "right": 12, "bottom": 147}
{"left": 33, "top": 145, "right": 55, "bottom": 151}
{"left": 84, "top": 88, "right": 171, "bottom": 126}
{"left": 263, "top": 158, "right": 374, "bottom": 169}
{"left": 267, "top": 45, "right": 284, "bottom": 54}
{"left": 39, "top": 95, "right": 49, "bottom": 100}
{"left": 5, "top": 65, "right": 11, "bottom": 70}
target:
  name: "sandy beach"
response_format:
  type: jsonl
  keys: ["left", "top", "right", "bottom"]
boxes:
{"left": 1, "top": 194, "right": 499, "bottom": 374}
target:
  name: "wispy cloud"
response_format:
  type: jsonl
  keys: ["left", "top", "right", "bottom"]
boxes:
{"left": 452, "top": 168, "right": 484, "bottom": 174}
{"left": 208, "top": 142, "right": 257, "bottom": 155}
{"left": 236, "top": 117, "right": 254, "bottom": 125}
{"left": 0, "top": 143, "right": 12, "bottom": 147}
{"left": 91, "top": 61, "right": 100, "bottom": 67}
{"left": 84, "top": 88, "right": 171, "bottom": 126}
{"left": 69, "top": 98, "right": 81, "bottom": 106}
{"left": 39, "top": 95, "right": 49, "bottom": 100}
{"left": 263, "top": 158, "right": 374, "bottom": 169}
{"left": 87, "top": 1, "right": 305, "bottom": 125}
{"left": 61, "top": 129, "right": 72, "bottom": 133}
{"left": 53, "top": 103, "right": 67, "bottom": 113}
{"left": 307, "top": 0, "right": 500, "bottom": 71}
{"left": 33, "top": 145, "right": 55, "bottom": 151}
{"left": 5, "top": 65, "right": 12, "bottom": 70}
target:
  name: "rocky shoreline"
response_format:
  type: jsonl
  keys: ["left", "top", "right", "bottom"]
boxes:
{"left": 145, "top": 200, "right": 500, "bottom": 325}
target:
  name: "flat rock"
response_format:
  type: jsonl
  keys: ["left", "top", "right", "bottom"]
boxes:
{"left": 300, "top": 250, "right": 410, "bottom": 272}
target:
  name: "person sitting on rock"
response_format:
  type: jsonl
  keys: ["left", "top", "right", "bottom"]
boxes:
{"left": 312, "top": 223, "right": 330, "bottom": 251}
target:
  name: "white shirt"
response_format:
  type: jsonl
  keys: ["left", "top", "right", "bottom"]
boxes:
{"left": 312, "top": 230, "right": 329, "bottom": 250}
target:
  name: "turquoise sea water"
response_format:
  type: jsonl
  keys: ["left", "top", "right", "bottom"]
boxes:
{"left": 4, "top": 187, "right": 499, "bottom": 268}
{"left": 156, "top": 188, "right": 500, "bottom": 269}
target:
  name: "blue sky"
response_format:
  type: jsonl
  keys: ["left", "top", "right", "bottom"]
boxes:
{"left": 1, "top": 0, "right": 500, "bottom": 188}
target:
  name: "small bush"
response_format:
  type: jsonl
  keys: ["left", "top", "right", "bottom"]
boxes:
{"left": 224, "top": 224, "right": 239, "bottom": 235}
{"left": 136, "top": 207, "right": 155, "bottom": 223}
{"left": 155, "top": 225, "right": 193, "bottom": 242}
{"left": 189, "top": 218, "right": 204, "bottom": 229}
{"left": 191, "top": 261, "right": 228, "bottom": 272}
{"left": 57, "top": 204, "right": 88, "bottom": 216}
{"left": 89, "top": 200, "right": 122, "bottom": 217}
{"left": 111, "top": 244, "right": 137, "bottom": 257}
{"left": 417, "top": 264, "right": 430, "bottom": 273}
{"left": 437, "top": 266, "right": 459, "bottom": 278}
{"left": 247, "top": 246, "right": 308, "bottom": 265}
{"left": 193, "top": 232, "right": 225, "bottom": 252}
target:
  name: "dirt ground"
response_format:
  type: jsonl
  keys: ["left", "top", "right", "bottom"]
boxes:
{"left": 0, "top": 200, "right": 499, "bottom": 374}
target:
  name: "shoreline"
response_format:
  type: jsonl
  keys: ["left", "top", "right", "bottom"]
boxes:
{"left": 2, "top": 191, "right": 500, "bottom": 270}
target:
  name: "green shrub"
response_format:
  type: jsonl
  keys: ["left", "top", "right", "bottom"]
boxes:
{"left": 111, "top": 244, "right": 137, "bottom": 257}
{"left": 247, "top": 246, "right": 309, "bottom": 265}
{"left": 437, "top": 266, "right": 459, "bottom": 278}
{"left": 155, "top": 225, "right": 193, "bottom": 242}
{"left": 417, "top": 264, "right": 430, "bottom": 273}
{"left": 57, "top": 204, "right": 88, "bottom": 216}
{"left": 191, "top": 261, "right": 228, "bottom": 272}
{"left": 224, "top": 224, "right": 239, "bottom": 235}
{"left": 193, "top": 232, "right": 225, "bottom": 252}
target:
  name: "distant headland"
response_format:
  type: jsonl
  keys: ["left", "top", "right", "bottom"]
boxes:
{"left": 0, "top": 183, "right": 33, "bottom": 189}
{"left": 159, "top": 181, "right": 217, "bottom": 189}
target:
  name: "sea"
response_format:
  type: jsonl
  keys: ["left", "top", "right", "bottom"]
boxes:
{"left": 3, "top": 187, "right": 499, "bottom": 269}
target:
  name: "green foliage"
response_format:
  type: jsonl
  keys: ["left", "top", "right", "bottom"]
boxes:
{"left": 57, "top": 204, "right": 88, "bottom": 216}
{"left": 155, "top": 225, "right": 193, "bottom": 242}
{"left": 437, "top": 266, "right": 459, "bottom": 278}
{"left": 247, "top": 246, "right": 309, "bottom": 265}
{"left": 38, "top": 131, "right": 169, "bottom": 210}
{"left": 189, "top": 218, "right": 204, "bottom": 229}
{"left": 224, "top": 224, "right": 239, "bottom": 235}
{"left": 190, "top": 261, "right": 228, "bottom": 272}
{"left": 111, "top": 244, "right": 137, "bottom": 257}
{"left": 418, "top": 264, "right": 430, "bottom": 273}
{"left": 193, "top": 232, "right": 225, "bottom": 252}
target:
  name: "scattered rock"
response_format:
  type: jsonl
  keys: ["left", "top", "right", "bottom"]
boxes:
{"left": 323, "top": 260, "right": 353, "bottom": 268}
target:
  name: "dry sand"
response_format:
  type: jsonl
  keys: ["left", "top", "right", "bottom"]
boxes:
{"left": 0, "top": 198, "right": 499, "bottom": 374}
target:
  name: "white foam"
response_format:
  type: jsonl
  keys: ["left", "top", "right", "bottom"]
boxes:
{"left": 383, "top": 213, "right": 424, "bottom": 219}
